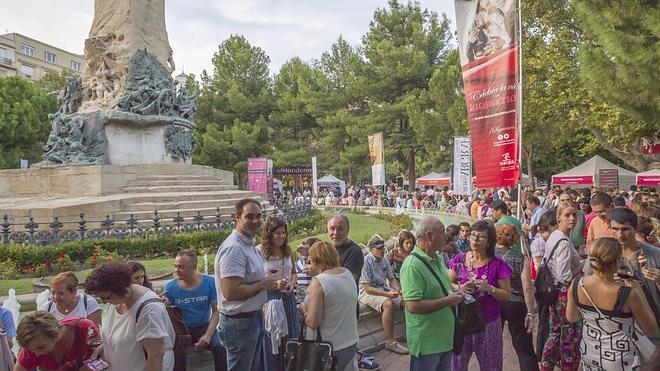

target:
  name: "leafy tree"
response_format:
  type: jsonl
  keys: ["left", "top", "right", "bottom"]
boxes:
{"left": 269, "top": 57, "right": 325, "bottom": 168}
{"left": 313, "top": 37, "right": 370, "bottom": 183}
{"left": 34, "top": 69, "right": 74, "bottom": 94}
{"left": 407, "top": 49, "right": 467, "bottom": 172}
{"left": 572, "top": 0, "right": 659, "bottom": 170}
{"left": 358, "top": 0, "right": 453, "bottom": 187}
{"left": 193, "top": 35, "right": 274, "bottom": 185}
{"left": 0, "top": 77, "right": 58, "bottom": 168}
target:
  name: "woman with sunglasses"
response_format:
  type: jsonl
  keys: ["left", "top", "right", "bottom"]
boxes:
{"left": 448, "top": 220, "right": 512, "bottom": 371}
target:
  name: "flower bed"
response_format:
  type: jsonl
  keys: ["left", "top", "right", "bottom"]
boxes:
{"left": 0, "top": 209, "right": 325, "bottom": 279}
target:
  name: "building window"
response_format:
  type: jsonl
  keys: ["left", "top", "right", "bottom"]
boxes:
{"left": 70, "top": 60, "right": 81, "bottom": 72}
{"left": 21, "top": 44, "right": 34, "bottom": 56}
{"left": 20, "top": 64, "right": 35, "bottom": 79}
{"left": 44, "top": 51, "right": 57, "bottom": 63}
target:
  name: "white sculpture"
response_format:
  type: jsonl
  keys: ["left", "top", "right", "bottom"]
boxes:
{"left": 35, "top": 289, "right": 51, "bottom": 309}
{"left": 1, "top": 289, "right": 21, "bottom": 330}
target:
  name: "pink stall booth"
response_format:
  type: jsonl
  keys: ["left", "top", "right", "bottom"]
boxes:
{"left": 636, "top": 169, "right": 660, "bottom": 187}
{"left": 551, "top": 155, "right": 636, "bottom": 190}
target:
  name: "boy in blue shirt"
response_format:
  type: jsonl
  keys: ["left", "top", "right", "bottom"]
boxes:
{"left": 163, "top": 250, "right": 226, "bottom": 371}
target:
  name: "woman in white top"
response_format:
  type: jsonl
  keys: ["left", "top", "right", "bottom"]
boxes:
{"left": 84, "top": 262, "right": 176, "bottom": 371}
{"left": 301, "top": 241, "right": 359, "bottom": 371}
{"left": 567, "top": 237, "right": 658, "bottom": 370}
{"left": 38, "top": 271, "right": 102, "bottom": 326}
{"left": 257, "top": 216, "right": 299, "bottom": 371}
{"left": 539, "top": 202, "right": 583, "bottom": 371}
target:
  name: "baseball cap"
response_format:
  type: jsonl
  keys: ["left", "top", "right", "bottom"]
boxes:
{"left": 367, "top": 235, "right": 385, "bottom": 249}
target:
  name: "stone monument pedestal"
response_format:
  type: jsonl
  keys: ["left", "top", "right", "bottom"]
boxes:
{"left": 104, "top": 110, "right": 195, "bottom": 165}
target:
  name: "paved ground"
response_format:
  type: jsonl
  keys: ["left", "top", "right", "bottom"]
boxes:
{"left": 371, "top": 326, "right": 528, "bottom": 370}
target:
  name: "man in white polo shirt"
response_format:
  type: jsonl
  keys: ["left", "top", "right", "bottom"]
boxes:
{"left": 215, "top": 198, "right": 280, "bottom": 371}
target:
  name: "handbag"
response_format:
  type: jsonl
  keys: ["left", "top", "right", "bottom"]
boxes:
{"left": 535, "top": 238, "right": 568, "bottom": 307}
{"left": 578, "top": 278, "right": 655, "bottom": 364}
{"left": 411, "top": 252, "right": 484, "bottom": 355}
{"left": 285, "top": 317, "right": 335, "bottom": 371}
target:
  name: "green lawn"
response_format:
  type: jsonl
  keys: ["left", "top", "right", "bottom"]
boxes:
{"left": 1, "top": 212, "right": 394, "bottom": 297}
{"left": 0, "top": 258, "right": 175, "bottom": 297}
{"left": 289, "top": 212, "right": 393, "bottom": 248}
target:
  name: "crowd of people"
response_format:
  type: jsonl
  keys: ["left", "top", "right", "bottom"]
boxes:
{"left": 0, "top": 184, "right": 658, "bottom": 371}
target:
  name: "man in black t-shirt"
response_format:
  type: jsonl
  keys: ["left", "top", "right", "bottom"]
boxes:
{"left": 328, "top": 214, "right": 364, "bottom": 283}
{"left": 327, "top": 214, "right": 380, "bottom": 370}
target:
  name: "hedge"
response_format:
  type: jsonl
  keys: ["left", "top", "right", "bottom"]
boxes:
{"left": 0, "top": 209, "right": 326, "bottom": 274}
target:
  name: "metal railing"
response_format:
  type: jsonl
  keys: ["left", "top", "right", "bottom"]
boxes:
{"left": 1, "top": 202, "right": 312, "bottom": 246}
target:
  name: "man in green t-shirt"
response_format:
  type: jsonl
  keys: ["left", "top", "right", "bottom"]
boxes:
{"left": 401, "top": 217, "right": 464, "bottom": 371}
{"left": 491, "top": 200, "right": 523, "bottom": 254}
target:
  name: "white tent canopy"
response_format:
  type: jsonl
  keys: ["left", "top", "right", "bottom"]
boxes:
{"left": 636, "top": 168, "right": 660, "bottom": 186}
{"left": 273, "top": 177, "right": 283, "bottom": 191}
{"left": 317, "top": 174, "right": 346, "bottom": 195}
{"left": 551, "top": 155, "right": 636, "bottom": 190}
{"left": 417, "top": 171, "right": 452, "bottom": 187}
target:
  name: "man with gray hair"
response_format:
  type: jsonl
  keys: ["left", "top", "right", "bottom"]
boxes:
{"left": 401, "top": 217, "right": 464, "bottom": 371}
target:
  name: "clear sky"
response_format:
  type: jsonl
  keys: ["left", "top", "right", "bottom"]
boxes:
{"left": 1, "top": 0, "right": 457, "bottom": 78}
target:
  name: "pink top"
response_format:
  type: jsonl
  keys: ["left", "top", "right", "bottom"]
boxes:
{"left": 450, "top": 253, "right": 512, "bottom": 322}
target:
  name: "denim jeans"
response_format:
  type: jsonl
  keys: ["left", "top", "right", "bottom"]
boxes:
{"left": 410, "top": 351, "right": 452, "bottom": 371}
{"left": 174, "top": 322, "right": 227, "bottom": 371}
{"left": 219, "top": 312, "right": 264, "bottom": 371}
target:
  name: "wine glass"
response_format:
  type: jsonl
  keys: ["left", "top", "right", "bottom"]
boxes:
{"left": 87, "top": 327, "right": 103, "bottom": 349}
{"left": 617, "top": 260, "right": 636, "bottom": 281}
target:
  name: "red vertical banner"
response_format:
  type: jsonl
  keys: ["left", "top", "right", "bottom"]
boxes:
{"left": 454, "top": 0, "right": 521, "bottom": 188}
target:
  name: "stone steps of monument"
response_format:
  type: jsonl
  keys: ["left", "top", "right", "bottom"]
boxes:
{"left": 118, "top": 190, "right": 257, "bottom": 202}
{"left": 124, "top": 197, "right": 251, "bottom": 212}
{"left": 120, "top": 184, "right": 236, "bottom": 193}
{"left": 127, "top": 179, "right": 232, "bottom": 187}
{"left": 114, "top": 205, "right": 237, "bottom": 223}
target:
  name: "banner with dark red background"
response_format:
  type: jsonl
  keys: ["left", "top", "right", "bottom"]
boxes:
{"left": 454, "top": 0, "right": 521, "bottom": 188}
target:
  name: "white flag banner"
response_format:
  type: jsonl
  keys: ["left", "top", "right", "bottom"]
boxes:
{"left": 453, "top": 137, "right": 472, "bottom": 195}
{"left": 312, "top": 156, "right": 318, "bottom": 196}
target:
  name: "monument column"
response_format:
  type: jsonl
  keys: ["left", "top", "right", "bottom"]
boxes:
{"left": 32, "top": 0, "right": 197, "bottom": 168}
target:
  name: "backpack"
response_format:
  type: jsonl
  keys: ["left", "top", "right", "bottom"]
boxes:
{"left": 136, "top": 298, "right": 192, "bottom": 363}
{"left": 535, "top": 238, "right": 568, "bottom": 307}
{"left": 47, "top": 294, "right": 88, "bottom": 313}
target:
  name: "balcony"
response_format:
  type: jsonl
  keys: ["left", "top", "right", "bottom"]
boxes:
{"left": 0, "top": 56, "right": 14, "bottom": 67}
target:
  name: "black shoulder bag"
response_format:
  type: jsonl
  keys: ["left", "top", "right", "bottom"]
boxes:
{"left": 535, "top": 238, "right": 568, "bottom": 307}
{"left": 411, "top": 252, "right": 484, "bottom": 355}
{"left": 285, "top": 317, "right": 335, "bottom": 371}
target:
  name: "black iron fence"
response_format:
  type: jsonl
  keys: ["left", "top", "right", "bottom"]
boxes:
{"left": 1, "top": 202, "right": 312, "bottom": 246}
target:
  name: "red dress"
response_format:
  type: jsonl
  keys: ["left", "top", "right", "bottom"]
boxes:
{"left": 17, "top": 317, "right": 99, "bottom": 371}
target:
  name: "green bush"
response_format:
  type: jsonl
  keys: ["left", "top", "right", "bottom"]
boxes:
{"left": 371, "top": 212, "right": 414, "bottom": 231}
{"left": 0, "top": 209, "right": 326, "bottom": 275}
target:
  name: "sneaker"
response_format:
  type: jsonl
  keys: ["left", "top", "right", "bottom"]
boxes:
{"left": 357, "top": 350, "right": 374, "bottom": 361}
{"left": 358, "top": 356, "right": 380, "bottom": 370}
{"left": 385, "top": 340, "right": 409, "bottom": 355}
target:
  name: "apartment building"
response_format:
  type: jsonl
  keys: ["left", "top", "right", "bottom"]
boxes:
{"left": 0, "top": 32, "right": 84, "bottom": 80}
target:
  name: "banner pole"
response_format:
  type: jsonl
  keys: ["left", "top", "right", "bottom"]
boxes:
{"left": 516, "top": 0, "right": 524, "bottom": 221}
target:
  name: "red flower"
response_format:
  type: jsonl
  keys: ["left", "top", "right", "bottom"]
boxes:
{"left": 58, "top": 252, "right": 65, "bottom": 258}
{"left": 22, "top": 265, "right": 29, "bottom": 271}
{"left": 31, "top": 267, "right": 37, "bottom": 272}
{"left": 44, "top": 261, "right": 52, "bottom": 267}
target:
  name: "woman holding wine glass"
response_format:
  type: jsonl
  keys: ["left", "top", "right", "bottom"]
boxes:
{"left": 566, "top": 237, "right": 658, "bottom": 370}
{"left": 257, "top": 216, "right": 299, "bottom": 371}
{"left": 448, "top": 220, "right": 512, "bottom": 371}
{"left": 539, "top": 201, "right": 583, "bottom": 371}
